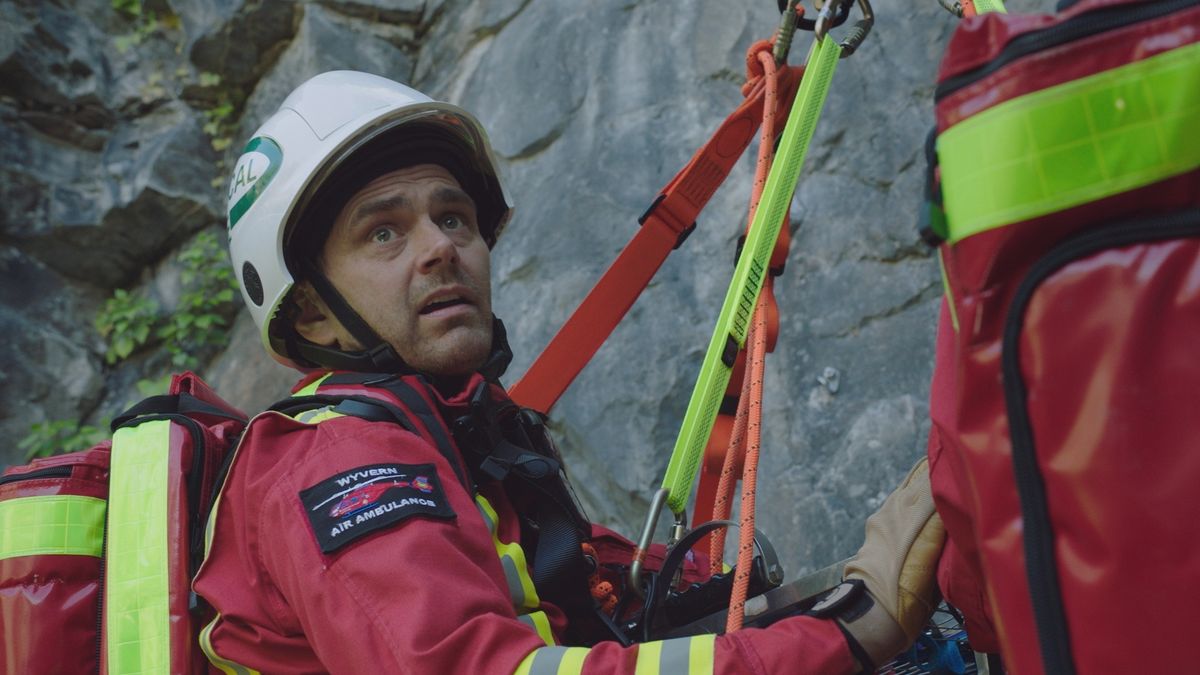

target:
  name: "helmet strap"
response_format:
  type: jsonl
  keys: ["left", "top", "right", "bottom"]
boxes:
{"left": 298, "top": 261, "right": 410, "bottom": 372}
{"left": 290, "top": 261, "right": 513, "bottom": 380}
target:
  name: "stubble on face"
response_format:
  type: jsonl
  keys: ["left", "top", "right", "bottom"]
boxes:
{"left": 319, "top": 164, "right": 494, "bottom": 376}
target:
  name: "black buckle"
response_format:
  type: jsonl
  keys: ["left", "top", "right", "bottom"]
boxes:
{"left": 639, "top": 194, "right": 697, "bottom": 249}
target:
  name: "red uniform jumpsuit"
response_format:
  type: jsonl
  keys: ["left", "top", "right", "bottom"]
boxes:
{"left": 193, "top": 371, "right": 859, "bottom": 674}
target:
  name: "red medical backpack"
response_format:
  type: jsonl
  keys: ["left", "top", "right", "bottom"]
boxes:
{"left": 0, "top": 372, "right": 246, "bottom": 674}
{"left": 924, "top": 1, "right": 1200, "bottom": 673}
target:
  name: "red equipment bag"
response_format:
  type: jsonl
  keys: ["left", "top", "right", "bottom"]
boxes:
{"left": 0, "top": 372, "right": 246, "bottom": 674}
{"left": 923, "top": 1, "right": 1200, "bottom": 674}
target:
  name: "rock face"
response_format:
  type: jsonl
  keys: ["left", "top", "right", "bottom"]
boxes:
{"left": 0, "top": 0, "right": 1053, "bottom": 577}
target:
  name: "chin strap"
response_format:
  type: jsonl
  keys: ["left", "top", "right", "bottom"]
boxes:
{"left": 288, "top": 261, "right": 513, "bottom": 379}
{"left": 298, "top": 261, "right": 409, "bottom": 371}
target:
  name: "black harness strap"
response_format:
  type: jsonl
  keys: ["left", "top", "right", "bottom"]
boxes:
{"left": 271, "top": 391, "right": 471, "bottom": 493}
{"left": 380, "top": 379, "right": 473, "bottom": 491}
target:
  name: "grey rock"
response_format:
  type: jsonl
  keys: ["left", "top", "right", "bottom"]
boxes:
{"left": 188, "top": 0, "right": 299, "bottom": 89}
{"left": 0, "top": 247, "right": 104, "bottom": 469}
{"left": 0, "top": 2, "right": 116, "bottom": 151}
{"left": 235, "top": 3, "right": 418, "bottom": 146}
{"left": 197, "top": 310, "right": 299, "bottom": 414}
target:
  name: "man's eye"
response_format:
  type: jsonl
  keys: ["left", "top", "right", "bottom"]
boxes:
{"left": 371, "top": 227, "right": 394, "bottom": 243}
{"left": 441, "top": 215, "right": 465, "bottom": 230}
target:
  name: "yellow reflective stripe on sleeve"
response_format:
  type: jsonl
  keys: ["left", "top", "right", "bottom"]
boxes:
{"left": 106, "top": 419, "right": 171, "bottom": 675}
{"left": 635, "top": 635, "right": 715, "bottom": 675}
{"left": 199, "top": 614, "right": 261, "bottom": 675}
{"left": 636, "top": 640, "right": 663, "bottom": 673}
{"left": 0, "top": 495, "right": 105, "bottom": 559}
{"left": 516, "top": 646, "right": 590, "bottom": 675}
{"left": 293, "top": 373, "right": 332, "bottom": 397}
{"left": 513, "top": 636, "right": 714, "bottom": 675}
{"left": 476, "top": 495, "right": 542, "bottom": 612}
{"left": 686, "top": 634, "right": 715, "bottom": 675}
{"left": 517, "top": 610, "right": 556, "bottom": 646}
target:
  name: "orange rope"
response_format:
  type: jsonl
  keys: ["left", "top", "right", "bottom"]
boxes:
{"left": 709, "top": 43, "right": 778, "bottom": 573}
{"left": 705, "top": 45, "right": 781, "bottom": 634}
{"left": 726, "top": 295, "right": 768, "bottom": 633}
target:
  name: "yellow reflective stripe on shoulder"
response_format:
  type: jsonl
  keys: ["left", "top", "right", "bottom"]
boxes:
{"left": 200, "top": 614, "right": 261, "bottom": 675}
{"left": 0, "top": 495, "right": 105, "bottom": 559}
{"left": 476, "top": 495, "right": 542, "bottom": 613}
{"left": 635, "top": 635, "right": 715, "bottom": 675}
{"left": 197, "top": 417, "right": 260, "bottom": 675}
{"left": 293, "top": 373, "right": 332, "bottom": 397}
{"left": 291, "top": 406, "right": 345, "bottom": 425}
{"left": 106, "top": 419, "right": 171, "bottom": 675}
{"left": 515, "top": 646, "right": 590, "bottom": 675}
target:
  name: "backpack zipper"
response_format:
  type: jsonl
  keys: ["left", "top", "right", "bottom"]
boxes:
{"left": 1002, "top": 208, "right": 1200, "bottom": 675}
{"left": 935, "top": 0, "right": 1199, "bottom": 101}
{"left": 0, "top": 465, "right": 73, "bottom": 486}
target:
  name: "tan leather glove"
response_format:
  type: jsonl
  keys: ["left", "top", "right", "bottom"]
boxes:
{"left": 839, "top": 457, "right": 946, "bottom": 670}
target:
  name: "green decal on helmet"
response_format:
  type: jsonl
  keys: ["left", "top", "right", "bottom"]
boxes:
{"left": 227, "top": 137, "right": 283, "bottom": 230}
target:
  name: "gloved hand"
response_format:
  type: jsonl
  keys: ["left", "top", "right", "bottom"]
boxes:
{"left": 839, "top": 457, "right": 946, "bottom": 670}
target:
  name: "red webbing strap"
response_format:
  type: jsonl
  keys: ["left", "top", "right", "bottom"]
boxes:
{"left": 508, "top": 64, "right": 805, "bottom": 413}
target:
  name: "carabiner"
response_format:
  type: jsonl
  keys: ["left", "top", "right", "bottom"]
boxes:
{"left": 773, "top": 0, "right": 803, "bottom": 64}
{"left": 779, "top": 0, "right": 852, "bottom": 33}
{"left": 629, "top": 488, "right": 670, "bottom": 598}
{"left": 938, "top": 0, "right": 965, "bottom": 17}
{"left": 815, "top": 0, "right": 873, "bottom": 58}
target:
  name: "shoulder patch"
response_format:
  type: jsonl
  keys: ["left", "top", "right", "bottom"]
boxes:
{"left": 299, "top": 463, "right": 455, "bottom": 554}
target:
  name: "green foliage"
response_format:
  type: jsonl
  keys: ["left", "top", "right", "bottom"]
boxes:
{"left": 203, "top": 97, "right": 237, "bottom": 152}
{"left": 95, "top": 230, "right": 238, "bottom": 371}
{"left": 158, "top": 231, "right": 240, "bottom": 370}
{"left": 18, "top": 420, "right": 108, "bottom": 461}
{"left": 112, "top": 0, "right": 141, "bottom": 17}
{"left": 136, "top": 374, "right": 172, "bottom": 398}
{"left": 32, "top": 231, "right": 241, "bottom": 460}
{"left": 113, "top": 0, "right": 180, "bottom": 54}
{"left": 95, "top": 288, "right": 159, "bottom": 364}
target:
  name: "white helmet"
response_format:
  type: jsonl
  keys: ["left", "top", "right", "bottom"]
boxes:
{"left": 226, "top": 71, "right": 512, "bottom": 370}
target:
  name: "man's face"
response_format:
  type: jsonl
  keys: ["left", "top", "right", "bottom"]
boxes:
{"left": 315, "top": 164, "right": 494, "bottom": 376}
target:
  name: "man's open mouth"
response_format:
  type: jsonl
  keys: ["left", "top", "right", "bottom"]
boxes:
{"left": 419, "top": 297, "right": 471, "bottom": 315}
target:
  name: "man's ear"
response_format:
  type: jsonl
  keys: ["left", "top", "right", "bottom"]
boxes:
{"left": 291, "top": 281, "right": 340, "bottom": 348}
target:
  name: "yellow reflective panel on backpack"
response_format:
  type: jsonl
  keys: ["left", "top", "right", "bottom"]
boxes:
{"left": 0, "top": 495, "right": 105, "bottom": 559}
{"left": 106, "top": 420, "right": 171, "bottom": 675}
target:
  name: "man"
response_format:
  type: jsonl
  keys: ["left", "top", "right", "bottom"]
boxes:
{"left": 195, "top": 70, "right": 944, "bottom": 674}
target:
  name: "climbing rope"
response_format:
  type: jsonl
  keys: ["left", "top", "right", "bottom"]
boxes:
{"left": 705, "top": 40, "right": 784, "bottom": 634}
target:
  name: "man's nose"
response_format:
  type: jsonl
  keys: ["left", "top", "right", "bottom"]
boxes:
{"left": 415, "top": 218, "right": 458, "bottom": 272}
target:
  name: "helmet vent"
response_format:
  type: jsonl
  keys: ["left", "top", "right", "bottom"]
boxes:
{"left": 243, "top": 262, "right": 264, "bottom": 306}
